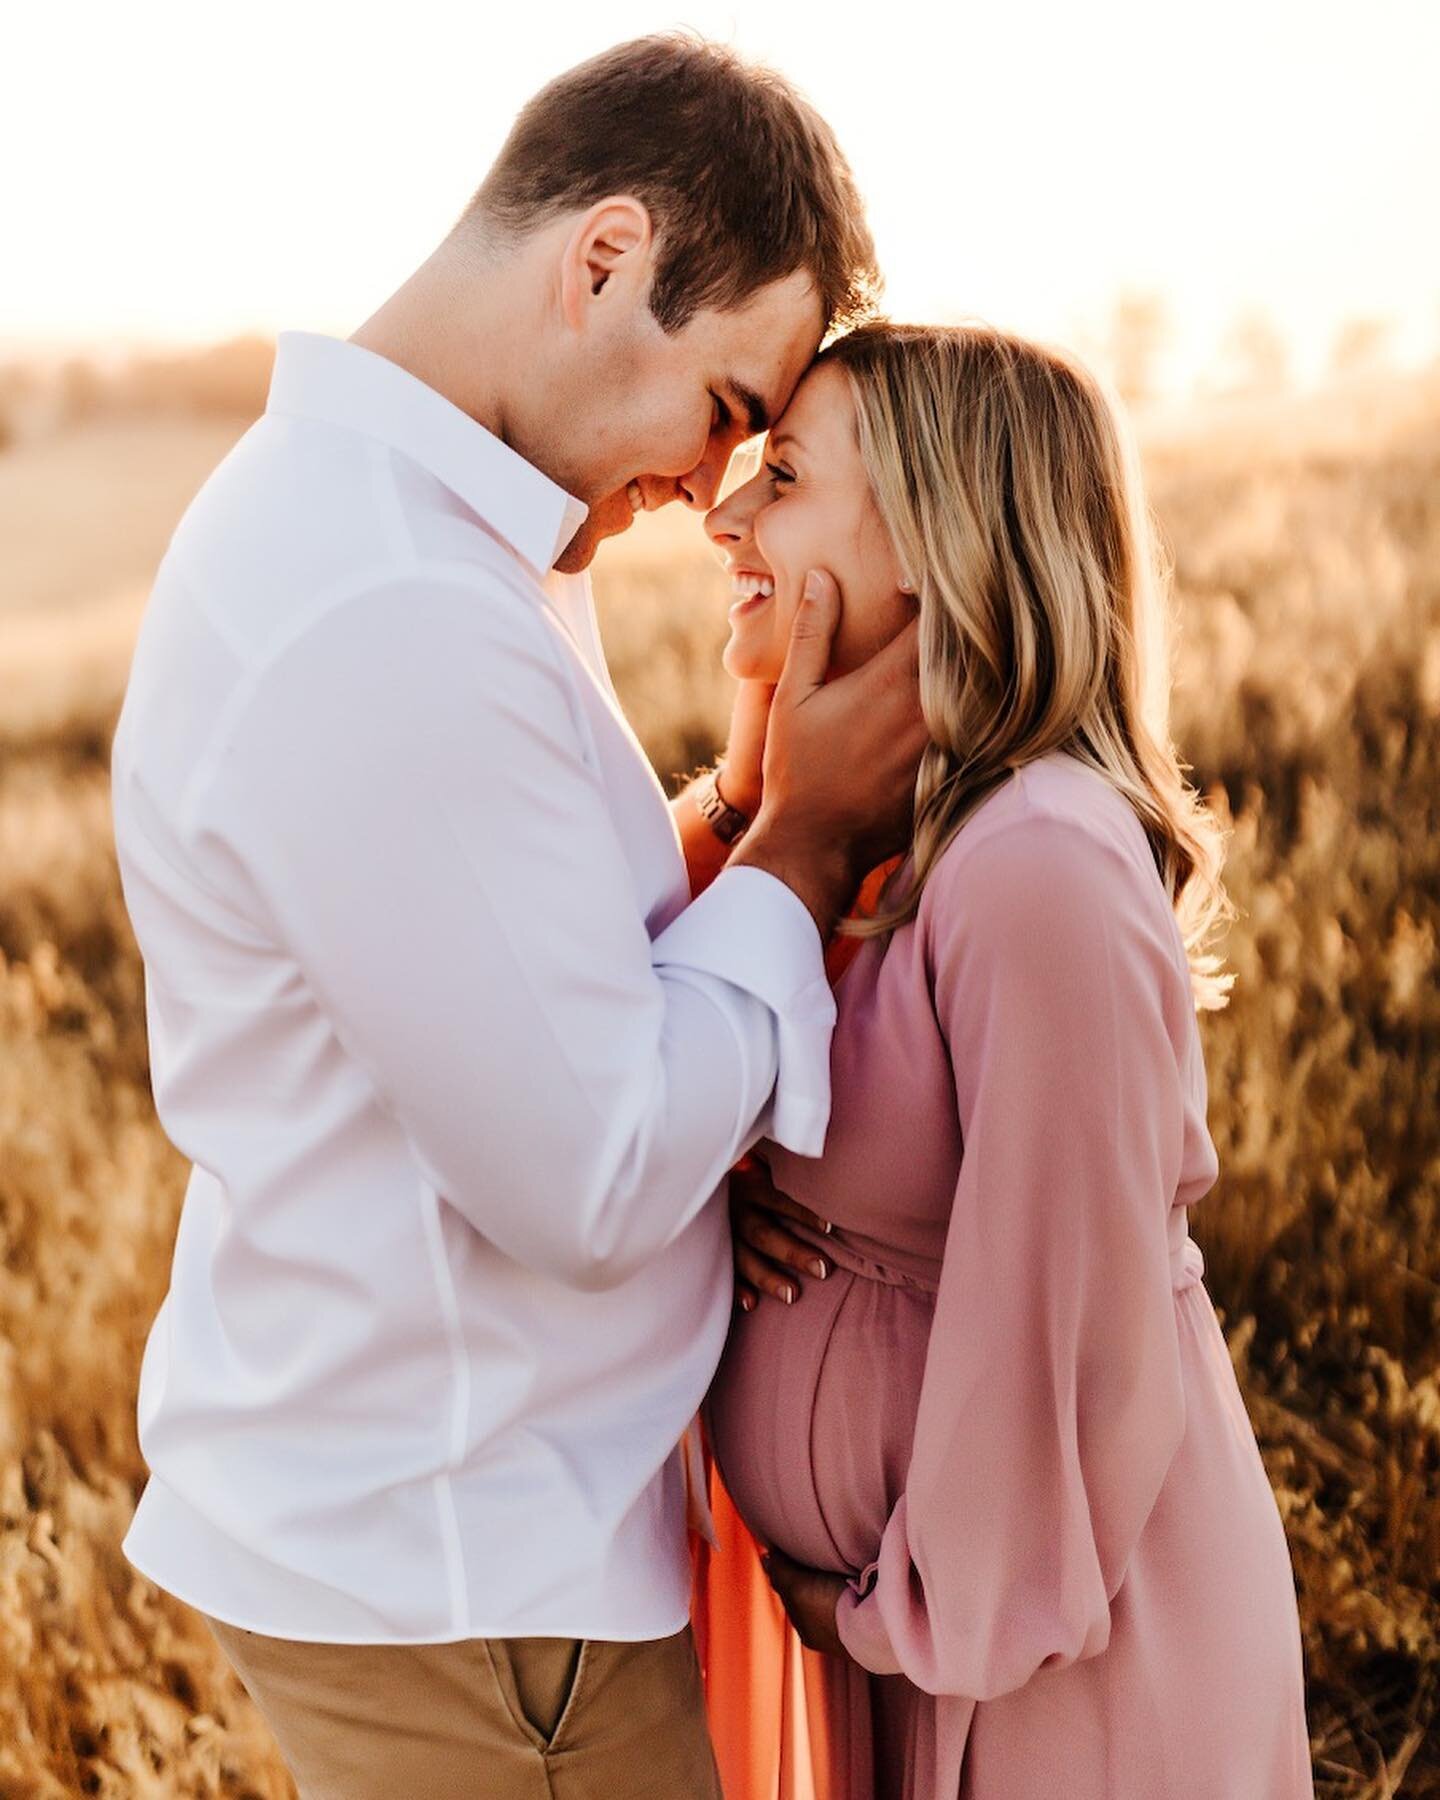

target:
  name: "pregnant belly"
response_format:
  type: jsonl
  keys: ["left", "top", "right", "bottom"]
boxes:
{"left": 704, "top": 1259, "right": 935, "bottom": 1576}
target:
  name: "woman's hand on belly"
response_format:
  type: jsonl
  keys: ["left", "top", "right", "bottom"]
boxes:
{"left": 761, "top": 1545, "right": 849, "bottom": 1657}
{"left": 731, "top": 1154, "right": 833, "bottom": 1310}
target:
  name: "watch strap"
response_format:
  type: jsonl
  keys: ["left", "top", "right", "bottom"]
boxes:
{"left": 695, "top": 766, "right": 752, "bottom": 845}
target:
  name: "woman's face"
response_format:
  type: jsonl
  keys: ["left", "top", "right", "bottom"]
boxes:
{"left": 705, "top": 362, "right": 917, "bottom": 682}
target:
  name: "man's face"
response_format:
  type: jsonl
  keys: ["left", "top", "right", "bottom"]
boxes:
{"left": 552, "top": 268, "right": 825, "bottom": 574}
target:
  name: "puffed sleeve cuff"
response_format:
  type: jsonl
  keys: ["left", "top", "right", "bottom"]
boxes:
{"left": 834, "top": 1558, "right": 905, "bottom": 1676}
{"left": 651, "top": 865, "right": 836, "bottom": 1157}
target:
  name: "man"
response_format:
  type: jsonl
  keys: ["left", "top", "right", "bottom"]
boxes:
{"left": 112, "top": 32, "right": 925, "bottom": 1796}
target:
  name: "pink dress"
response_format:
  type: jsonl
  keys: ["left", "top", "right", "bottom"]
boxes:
{"left": 704, "top": 751, "right": 1314, "bottom": 1799}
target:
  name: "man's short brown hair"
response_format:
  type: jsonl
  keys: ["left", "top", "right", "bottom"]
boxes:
{"left": 464, "top": 32, "right": 881, "bottom": 338}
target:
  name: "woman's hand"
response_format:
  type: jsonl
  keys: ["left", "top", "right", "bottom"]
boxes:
{"left": 719, "top": 677, "right": 775, "bottom": 819}
{"left": 761, "top": 1546, "right": 849, "bottom": 1657}
{"left": 731, "top": 1155, "right": 832, "bottom": 1311}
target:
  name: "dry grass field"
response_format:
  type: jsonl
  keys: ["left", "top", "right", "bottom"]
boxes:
{"left": 0, "top": 373, "right": 1436, "bottom": 1796}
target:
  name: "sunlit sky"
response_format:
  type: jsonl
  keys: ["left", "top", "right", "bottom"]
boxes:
{"left": 5, "top": 0, "right": 1438, "bottom": 393}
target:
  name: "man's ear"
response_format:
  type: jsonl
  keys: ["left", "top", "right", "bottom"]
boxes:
{"left": 559, "top": 197, "right": 653, "bottom": 332}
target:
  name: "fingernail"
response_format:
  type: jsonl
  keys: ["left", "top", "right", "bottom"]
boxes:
{"left": 779, "top": 1284, "right": 796, "bottom": 1304}
{"left": 803, "top": 570, "right": 823, "bottom": 601}
{"left": 809, "top": 1259, "right": 829, "bottom": 1279}
{"left": 819, "top": 1219, "right": 834, "bottom": 1235}
{"left": 740, "top": 1294, "right": 755, "bottom": 1312}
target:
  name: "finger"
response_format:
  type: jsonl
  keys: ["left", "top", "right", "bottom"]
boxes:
{"left": 759, "top": 1548, "right": 787, "bottom": 1593}
{"left": 735, "top": 1243, "right": 801, "bottom": 1304}
{"left": 734, "top": 1200, "right": 824, "bottom": 1264}
{"left": 735, "top": 1208, "right": 831, "bottom": 1279}
{"left": 773, "top": 568, "right": 842, "bottom": 708}
{"left": 734, "top": 1277, "right": 759, "bottom": 1314}
{"left": 730, "top": 1163, "right": 831, "bottom": 1234}
{"left": 762, "top": 1546, "right": 803, "bottom": 1597}
{"left": 837, "top": 612, "right": 922, "bottom": 701}
{"left": 752, "top": 1190, "right": 833, "bottom": 1235}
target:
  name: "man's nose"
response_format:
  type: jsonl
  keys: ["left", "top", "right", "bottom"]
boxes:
{"left": 676, "top": 439, "right": 735, "bottom": 513}
{"left": 677, "top": 465, "right": 720, "bottom": 512}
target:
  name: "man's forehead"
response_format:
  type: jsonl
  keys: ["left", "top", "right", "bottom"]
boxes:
{"left": 713, "top": 275, "right": 825, "bottom": 426}
{"left": 721, "top": 340, "right": 822, "bottom": 440}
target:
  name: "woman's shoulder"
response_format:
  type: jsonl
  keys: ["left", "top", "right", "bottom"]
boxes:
{"left": 918, "top": 752, "right": 1169, "bottom": 950}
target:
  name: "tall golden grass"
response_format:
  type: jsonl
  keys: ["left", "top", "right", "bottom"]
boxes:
{"left": 0, "top": 376, "right": 1436, "bottom": 1796}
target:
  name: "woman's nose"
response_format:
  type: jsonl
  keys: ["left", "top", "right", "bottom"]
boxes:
{"left": 705, "top": 493, "right": 743, "bottom": 549}
{"left": 705, "top": 468, "right": 762, "bottom": 549}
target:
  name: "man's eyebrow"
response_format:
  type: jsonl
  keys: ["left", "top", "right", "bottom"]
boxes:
{"left": 725, "top": 379, "right": 771, "bottom": 436}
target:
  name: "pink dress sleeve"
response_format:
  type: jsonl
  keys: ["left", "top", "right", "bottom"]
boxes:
{"left": 833, "top": 810, "right": 1194, "bottom": 1700}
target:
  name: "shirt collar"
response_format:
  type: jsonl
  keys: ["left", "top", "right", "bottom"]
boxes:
{"left": 265, "top": 330, "right": 590, "bottom": 580}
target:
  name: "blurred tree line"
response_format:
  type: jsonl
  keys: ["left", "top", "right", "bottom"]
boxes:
{"left": 0, "top": 335, "right": 274, "bottom": 453}
{"left": 0, "top": 302, "right": 1429, "bottom": 458}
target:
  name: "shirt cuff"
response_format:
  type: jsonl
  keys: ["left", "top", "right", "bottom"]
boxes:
{"left": 834, "top": 1559, "right": 905, "bottom": 1676}
{"left": 651, "top": 864, "right": 836, "bottom": 1157}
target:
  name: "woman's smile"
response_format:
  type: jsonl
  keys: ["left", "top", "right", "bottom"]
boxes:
{"left": 706, "top": 362, "right": 917, "bottom": 682}
{"left": 728, "top": 566, "right": 777, "bottom": 621}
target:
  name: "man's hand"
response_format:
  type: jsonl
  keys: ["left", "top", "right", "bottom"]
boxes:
{"left": 729, "top": 568, "right": 927, "bottom": 936}
{"left": 761, "top": 1546, "right": 849, "bottom": 1657}
{"left": 730, "top": 1155, "right": 832, "bottom": 1311}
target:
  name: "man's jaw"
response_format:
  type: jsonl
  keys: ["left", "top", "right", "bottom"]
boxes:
{"left": 552, "top": 484, "right": 643, "bottom": 572}
{"left": 555, "top": 475, "right": 687, "bottom": 572}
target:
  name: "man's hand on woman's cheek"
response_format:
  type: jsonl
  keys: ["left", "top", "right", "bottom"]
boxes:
{"left": 729, "top": 1154, "right": 832, "bottom": 1311}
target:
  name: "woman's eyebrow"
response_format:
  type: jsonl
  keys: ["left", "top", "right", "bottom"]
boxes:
{"left": 769, "top": 429, "right": 803, "bottom": 453}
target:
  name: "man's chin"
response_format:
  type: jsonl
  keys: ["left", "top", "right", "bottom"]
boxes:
{"left": 553, "top": 499, "right": 635, "bottom": 574}
{"left": 553, "top": 533, "right": 598, "bottom": 575}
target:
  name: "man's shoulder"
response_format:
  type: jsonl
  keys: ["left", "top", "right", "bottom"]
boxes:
{"left": 159, "top": 415, "right": 553, "bottom": 679}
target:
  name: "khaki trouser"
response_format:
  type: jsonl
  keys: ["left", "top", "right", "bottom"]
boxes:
{"left": 205, "top": 1615, "right": 724, "bottom": 1799}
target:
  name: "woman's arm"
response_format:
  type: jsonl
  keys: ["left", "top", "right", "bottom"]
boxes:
{"left": 671, "top": 680, "right": 772, "bottom": 899}
{"left": 832, "top": 809, "right": 1195, "bottom": 1697}
{"left": 672, "top": 765, "right": 755, "bottom": 898}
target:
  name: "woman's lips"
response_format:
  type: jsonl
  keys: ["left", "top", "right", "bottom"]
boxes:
{"left": 728, "top": 590, "right": 774, "bottom": 621}
{"left": 728, "top": 570, "right": 776, "bottom": 621}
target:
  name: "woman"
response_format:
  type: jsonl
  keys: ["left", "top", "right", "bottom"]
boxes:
{"left": 691, "top": 322, "right": 1314, "bottom": 1798}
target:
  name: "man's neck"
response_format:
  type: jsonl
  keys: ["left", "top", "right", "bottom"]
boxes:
{"left": 349, "top": 226, "right": 593, "bottom": 561}
{"left": 349, "top": 238, "right": 525, "bottom": 447}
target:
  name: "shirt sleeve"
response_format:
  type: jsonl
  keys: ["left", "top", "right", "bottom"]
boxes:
{"left": 188, "top": 570, "right": 836, "bottom": 1292}
{"left": 833, "top": 811, "right": 1192, "bottom": 1698}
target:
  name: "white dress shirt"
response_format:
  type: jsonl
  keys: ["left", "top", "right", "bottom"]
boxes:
{"left": 113, "top": 330, "right": 836, "bottom": 1644}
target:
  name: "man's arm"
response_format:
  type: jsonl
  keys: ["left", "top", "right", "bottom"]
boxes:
{"left": 193, "top": 570, "right": 837, "bottom": 1293}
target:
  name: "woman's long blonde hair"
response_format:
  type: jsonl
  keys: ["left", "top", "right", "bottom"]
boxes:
{"left": 820, "top": 320, "right": 1235, "bottom": 1010}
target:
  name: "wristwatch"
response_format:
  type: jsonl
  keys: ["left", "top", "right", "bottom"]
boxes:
{"left": 694, "top": 766, "right": 752, "bottom": 845}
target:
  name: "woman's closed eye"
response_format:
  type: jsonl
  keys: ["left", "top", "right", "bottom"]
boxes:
{"left": 764, "top": 461, "right": 794, "bottom": 490}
